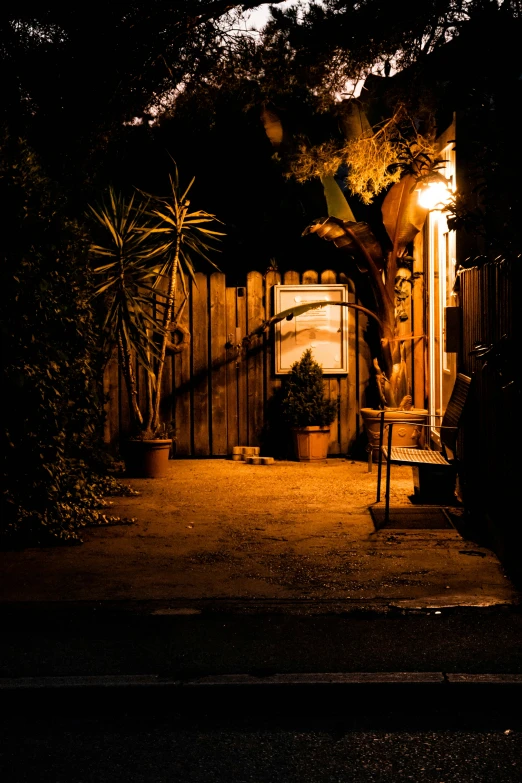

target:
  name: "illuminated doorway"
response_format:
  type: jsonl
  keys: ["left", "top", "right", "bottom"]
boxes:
{"left": 425, "top": 118, "right": 457, "bottom": 445}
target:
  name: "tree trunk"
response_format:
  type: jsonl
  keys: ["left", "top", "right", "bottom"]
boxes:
{"left": 118, "top": 334, "right": 143, "bottom": 431}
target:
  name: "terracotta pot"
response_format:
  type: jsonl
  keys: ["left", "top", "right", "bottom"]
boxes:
{"left": 360, "top": 408, "right": 428, "bottom": 461}
{"left": 292, "top": 426, "right": 330, "bottom": 461}
{"left": 124, "top": 439, "right": 172, "bottom": 478}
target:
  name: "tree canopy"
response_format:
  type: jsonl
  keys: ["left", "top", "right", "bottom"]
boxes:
{"left": 0, "top": 5, "right": 285, "bottom": 162}
{"left": 3, "top": 2, "right": 519, "bottom": 160}
{"left": 2, "top": 1, "right": 520, "bottom": 257}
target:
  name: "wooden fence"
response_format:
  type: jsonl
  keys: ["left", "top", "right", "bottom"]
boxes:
{"left": 460, "top": 257, "right": 516, "bottom": 378}
{"left": 103, "top": 269, "right": 371, "bottom": 457}
{"left": 458, "top": 256, "right": 520, "bottom": 563}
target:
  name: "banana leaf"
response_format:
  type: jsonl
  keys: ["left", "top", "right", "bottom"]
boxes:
{"left": 245, "top": 300, "right": 384, "bottom": 341}
{"left": 381, "top": 173, "right": 429, "bottom": 258}
{"left": 343, "top": 221, "right": 385, "bottom": 273}
{"left": 303, "top": 217, "right": 384, "bottom": 274}
{"left": 321, "top": 175, "right": 356, "bottom": 223}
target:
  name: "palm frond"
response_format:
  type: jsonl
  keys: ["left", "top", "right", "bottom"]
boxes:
{"left": 178, "top": 176, "right": 194, "bottom": 203}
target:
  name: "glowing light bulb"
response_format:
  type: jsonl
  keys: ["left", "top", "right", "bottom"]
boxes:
{"left": 417, "top": 181, "right": 452, "bottom": 210}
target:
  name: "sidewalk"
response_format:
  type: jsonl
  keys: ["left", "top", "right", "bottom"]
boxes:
{"left": 1, "top": 458, "right": 520, "bottom": 691}
{"left": 0, "top": 458, "right": 517, "bottom": 609}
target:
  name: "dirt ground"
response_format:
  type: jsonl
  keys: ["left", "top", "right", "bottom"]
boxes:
{"left": 0, "top": 458, "right": 518, "bottom": 610}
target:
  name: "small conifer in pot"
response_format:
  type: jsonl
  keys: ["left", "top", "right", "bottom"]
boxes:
{"left": 281, "top": 349, "right": 337, "bottom": 427}
{"left": 280, "top": 349, "right": 337, "bottom": 460}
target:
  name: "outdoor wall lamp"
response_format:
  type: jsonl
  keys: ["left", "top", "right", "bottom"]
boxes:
{"left": 417, "top": 176, "right": 453, "bottom": 211}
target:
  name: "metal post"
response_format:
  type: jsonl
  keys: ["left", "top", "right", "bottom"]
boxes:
{"left": 384, "top": 420, "right": 393, "bottom": 524}
{"left": 376, "top": 410, "right": 385, "bottom": 502}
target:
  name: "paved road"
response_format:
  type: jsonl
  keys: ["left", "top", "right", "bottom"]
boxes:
{"left": 2, "top": 602, "right": 521, "bottom": 781}
{"left": 2, "top": 715, "right": 521, "bottom": 782}
{"left": 1, "top": 602, "right": 521, "bottom": 678}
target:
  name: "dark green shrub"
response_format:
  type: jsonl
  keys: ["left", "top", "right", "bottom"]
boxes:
{"left": 1, "top": 134, "right": 135, "bottom": 547}
{"left": 280, "top": 349, "right": 337, "bottom": 428}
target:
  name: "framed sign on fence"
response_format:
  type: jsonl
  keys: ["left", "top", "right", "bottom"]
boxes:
{"left": 273, "top": 284, "right": 349, "bottom": 374}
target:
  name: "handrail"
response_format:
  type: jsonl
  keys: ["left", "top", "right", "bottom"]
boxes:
{"left": 377, "top": 420, "right": 458, "bottom": 429}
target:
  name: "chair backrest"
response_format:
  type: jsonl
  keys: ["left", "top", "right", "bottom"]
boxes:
{"left": 440, "top": 373, "right": 472, "bottom": 454}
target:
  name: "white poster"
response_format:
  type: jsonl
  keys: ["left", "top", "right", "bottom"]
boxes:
{"left": 274, "top": 285, "right": 349, "bottom": 374}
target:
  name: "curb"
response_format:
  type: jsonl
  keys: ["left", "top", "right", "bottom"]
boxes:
{"left": 3, "top": 673, "right": 520, "bottom": 728}
{"left": 1, "top": 599, "right": 520, "bottom": 618}
{"left": 2, "top": 672, "right": 522, "bottom": 689}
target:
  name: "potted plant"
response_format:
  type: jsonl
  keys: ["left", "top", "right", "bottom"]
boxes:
{"left": 280, "top": 349, "right": 337, "bottom": 461}
{"left": 88, "top": 166, "right": 224, "bottom": 477}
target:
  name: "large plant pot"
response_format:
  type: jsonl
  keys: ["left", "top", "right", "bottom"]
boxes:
{"left": 124, "top": 439, "right": 172, "bottom": 478}
{"left": 360, "top": 408, "right": 428, "bottom": 462}
{"left": 292, "top": 426, "right": 330, "bottom": 461}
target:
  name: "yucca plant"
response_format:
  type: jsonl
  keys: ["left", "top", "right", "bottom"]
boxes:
{"left": 89, "top": 166, "right": 224, "bottom": 439}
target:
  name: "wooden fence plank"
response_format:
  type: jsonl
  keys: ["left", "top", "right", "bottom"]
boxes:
{"left": 346, "top": 283, "right": 357, "bottom": 456}
{"left": 322, "top": 270, "right": 348, "bottom": 454}
{"left": 339, "top": 375, "right": 350, "bottom": 455}
{"left": 247, "top": 271, "right": 265, "bottom": 446}
{"left": 226, "top": 287, "right": 239, "bottom": 453}
{"left": 173, "top": 275, "right": 192, "bottom": 455}
{"left": 210, "top": 273, "right": 228, "bottom": 455}
{"left": 327, "top": 377, "right": 341, "bottom": 454}
{"left": 264, "top": 270, "right": 282, "bottom": 397}
{"left": 237, "top": 285, "right": 248, "bottom": 447}
{"left": 284, "top": 271, "right": 300, "bottom": 285}
{"left": 153, "top": 281, "right": 174, "bottom": 438}
{"left": 264, "top": 270, "right": 282, "bottom": 457}
{"left": 281, "top": 271, "right": 299, "bottom": 386}
{"left": 159, "top": 300, "right": 174, "bottom": 438}
{"left": 133, "top": 292, "right": 156, "bottom": 437}
{"left": 191, "top": 272, "right": 210, "bottom": 455}
{"left": 320, "top": 270, "right": 337, "bottom": 285}
{"left": 159, "top": 352, "right": 174, "bottom": 437}
{"left": 302, "top": 269, "right": 319, "bottom": 285}
{"left": 356, "top": 288, "right": 372, "bottom": 457}
{"left": 321, "top": 270, "right": 340, "bottom": 454}
{"left": 120, "top": 357, "right": 133, "bottom": 439}
{"left": 103, "top": 348, "right": 120, "bottom": 453}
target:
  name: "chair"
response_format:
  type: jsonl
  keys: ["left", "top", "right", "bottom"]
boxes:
{"left": 376, "top": 373, "right": 472, "bottom": 524}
